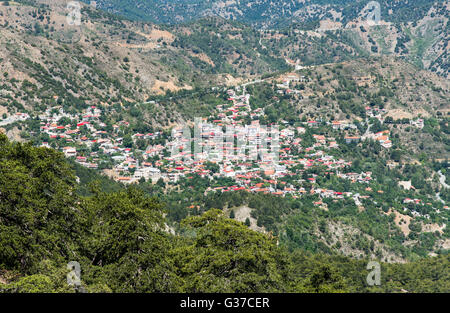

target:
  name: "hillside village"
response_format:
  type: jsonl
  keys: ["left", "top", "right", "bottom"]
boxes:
{"left": 0, "top": 77, "right": 441, "bottom": 220}
{"left": 0, "top": 0, "right": 449, "bottom": 295}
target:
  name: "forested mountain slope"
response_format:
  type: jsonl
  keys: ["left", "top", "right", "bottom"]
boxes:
{"left": 92, "top": 0, "right": 449, "bottom": 77}
{"left": 92, "top": 0, "right": 442, "bottom": 26}
{"left": 1, "top": 1, "right": 448, "bottom": 133}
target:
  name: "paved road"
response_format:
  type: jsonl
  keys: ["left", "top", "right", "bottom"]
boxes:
{"left": 0, "top": 116, "right": 22, "bottom": 126}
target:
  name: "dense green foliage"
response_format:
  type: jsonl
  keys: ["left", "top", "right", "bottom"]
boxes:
{"left": 0, "top": 135, "right": 449, "bottom": 293}
{"left": 0, "top": 135, "right": 79, "bottom": 274}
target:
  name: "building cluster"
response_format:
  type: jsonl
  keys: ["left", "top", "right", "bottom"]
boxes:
{"left": 14, "top": 81, "right": 414, "bottom": 210}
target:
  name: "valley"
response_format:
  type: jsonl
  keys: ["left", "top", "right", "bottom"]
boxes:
{"left": 0, "top": 0, "right": 448, "bottom": 294}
